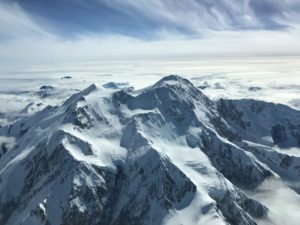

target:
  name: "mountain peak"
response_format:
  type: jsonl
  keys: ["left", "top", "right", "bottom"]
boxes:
{"left": 157, "top": 74, "right": 186, "bottom": 82}
{"left": 152, "top": 74, "right": 192, "bottom": 88}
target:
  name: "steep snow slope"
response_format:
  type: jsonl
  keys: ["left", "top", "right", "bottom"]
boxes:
{"left": 1, "top": 75, "right": 297, "bottom": 225}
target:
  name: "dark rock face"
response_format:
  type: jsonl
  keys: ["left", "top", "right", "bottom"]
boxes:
{"left": 210, "top": 116, "right": 241, "bottom": 141}
{"left": 65, "top": 105, "right": 94, "bottom": 129}
{"left": 40, "top": 86, "right": 55, "bottom": 91}
{"left": 61, "top": 165, "right": 110, "bottom": 225}
{"left": 102, "top": 82, "right": 131, "bottom": 90}
{"left": 289, "top": 123, "right": 300, "bottom": 145}
{"left": 0, "top": 143, "right": 8, "bottom": 156}
{"left": 0, "top": 118, "right": 197, "bottom": 225}
{"left": 101, "top": 150, "right": 196, "bottom": 225}
{"left": 218, "top": 99, "right": 251, "bottom": 130}
{"left": 112, "top": 90, "right": 133, "bottom": 106}
{"left": 0, "top": 144, "right": 69, "bottom": 225}
{"left": 0, "top": 199, "right": 19, "bottom": 225}
{"left": 120, "top": 120, "right": 149, "bottom": 150}
{"left": 37, "top": 85, "right": 55, "bottom": 97}
{"left": 280, "top": 155, "right": 293, "bottom": 169}
{"left": 216, "top": 190, "right": 267, "bottom": 225}
{"left": 218, "top": 98, "right": 300, "bottom": 148}
{"left": 217, "top": 98, "right": 300, "bottom": 197}
{"left": 45, "top": 149, "right": 195, "bottom": 225}
{"left": 61, "top": 76, "right": 72, "bottom": 79}
{"left": 103, "top": 82, "right": 119, "bottom": 89}
{"left": 248, "top": 87, "right": 262, "bottom": 92}
{"left": 272, "top": 124, "right": 287, "bottom": 145}
{"left": 250, "top": 101, "right": 264, "bottom": 114}
{"left": 199, "top": 133, "right": 272, "bottom": 190}
{"left": 242, "top": 141, "right": 300, "bottom": 191}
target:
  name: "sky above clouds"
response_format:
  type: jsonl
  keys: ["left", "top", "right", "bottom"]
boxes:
{"left": 0, "top": 0, "right": 300, "bottom": 65}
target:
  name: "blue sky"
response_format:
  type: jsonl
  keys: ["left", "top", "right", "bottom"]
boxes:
{"left": 0, "top": 0, "right": 300, "bottom": 63}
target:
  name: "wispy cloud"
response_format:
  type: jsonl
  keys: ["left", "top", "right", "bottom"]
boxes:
{"left": 251, "top": 178, "right": 300, "bottom": 225}
{"left": 0, "top": 0, "right": 299, "bottom": 66}
{"left": 0, "top": 2, "right": 52, "bottom": 41}
{"left": 5, "top": 0, "right": 300, "bottom": 38}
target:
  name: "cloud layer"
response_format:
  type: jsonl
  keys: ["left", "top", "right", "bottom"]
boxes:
{"left": 0, "top": 0, "right": 299, "bottom": 64}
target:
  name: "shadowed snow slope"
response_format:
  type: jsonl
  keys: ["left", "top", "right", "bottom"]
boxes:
{"left": 0, "top": 75, "right": 299, "bottom": 225}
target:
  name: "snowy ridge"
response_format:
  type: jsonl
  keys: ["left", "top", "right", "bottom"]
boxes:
{"left": 0, "top": 75, "right": 299, "bottom": 225}
{"left": 218, "top": 99, "right": 300, "bottom": 193}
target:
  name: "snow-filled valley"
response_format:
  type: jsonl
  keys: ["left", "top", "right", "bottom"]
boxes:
{"left": 0, "top": 58, "right": 300, "bottom": 225}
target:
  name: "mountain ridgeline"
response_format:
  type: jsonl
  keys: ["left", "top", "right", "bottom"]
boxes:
{"left": 0, "top": 75, "right": 299, "bottom": 225}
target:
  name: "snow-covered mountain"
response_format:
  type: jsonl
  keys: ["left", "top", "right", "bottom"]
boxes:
{"left": 0, "top": 75, "right": 299, "bottom": 225}
{"left": 218, "top": 99, "right": 300, "bottom": 193}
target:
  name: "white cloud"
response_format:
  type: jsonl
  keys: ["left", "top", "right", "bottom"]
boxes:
{"left": 1, "top": 28, "right": 299, "bottom": 65}
{"left": 0, "top": 2, "right": 52, "bottom": 40}
{"left": 0, "top": 0, "right": 299, "bottom": 69}
{"left": 251, "top": 178, "right": 300, "bottom": 225}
